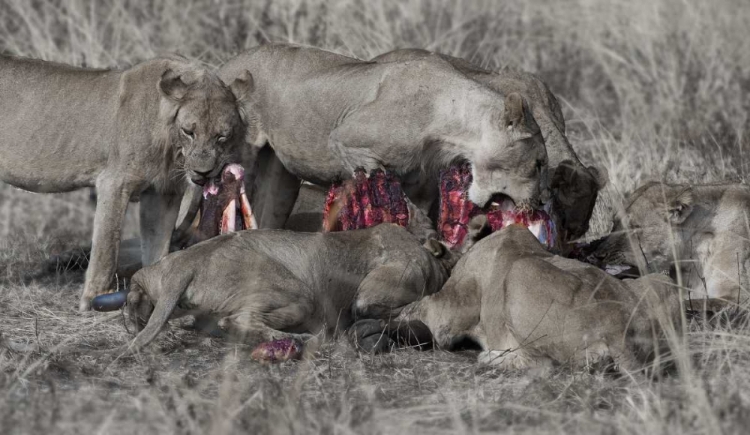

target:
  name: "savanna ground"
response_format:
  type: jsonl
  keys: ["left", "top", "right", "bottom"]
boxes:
{"left": 2, "top": 0, "right": 750, "bottom": 433}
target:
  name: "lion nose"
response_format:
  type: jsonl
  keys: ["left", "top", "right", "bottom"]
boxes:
{"left": 191, "top": 169, "right": 213, "bottom": 186}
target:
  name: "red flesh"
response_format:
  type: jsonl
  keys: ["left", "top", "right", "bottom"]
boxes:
{"left": 323, "top": 168, "right": 409, "bottom": 232}
{"left": 188, "top": 164, "right": 257, "bottom": 246}
{"left": 250, "top": 338, "right": 304, "bottom": 363}
{"left": 438, "top": 162, "right": 556, "bottom": 250}
{"left": 322, "top": 164, "right": 556, "bottom": 250}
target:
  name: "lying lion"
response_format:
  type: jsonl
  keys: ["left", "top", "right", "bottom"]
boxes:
{"left": 217, "top": 43, "right": 549, "bottom": 230}
{"left": 0, "top": 53, "right": 251, "bottom": 311}
{"left": 355, "top": 217, "right": 682, "bottom": 372}
{"left": 592, "top": 181, "right": 750, "bottom": 302}
{"left": 116, "top": 220, "right": 456, "bottom": 354}
{"left": 372, "top": 49, "right": 608, "bottom": 243}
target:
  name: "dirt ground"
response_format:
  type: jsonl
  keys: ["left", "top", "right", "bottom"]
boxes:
{"left": 2, "top": 208, "right": 750, "bottom": 435}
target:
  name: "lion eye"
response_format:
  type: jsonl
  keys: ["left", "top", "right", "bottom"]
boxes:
{"left": 217, "top": 136, "right": 227, "bottom": 144}
{"left": 181, "top": 128, "right": 195, "bottom": 139}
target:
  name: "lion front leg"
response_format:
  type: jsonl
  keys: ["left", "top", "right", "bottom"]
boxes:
{"left": 79, "top": 176, "right": 139, "bottom": 311}
{"left": 139, "top": 188, "right": 182, "bottom": 266}
{"left": 247, "top": 146, "right": 301, "bottom": 229}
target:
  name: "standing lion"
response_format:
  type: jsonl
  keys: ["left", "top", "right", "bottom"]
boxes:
{"left": 0, "top": 53, "right": 252, "bottom": 311}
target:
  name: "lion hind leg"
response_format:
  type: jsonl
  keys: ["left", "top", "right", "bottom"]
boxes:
{"left": 478, "top": 325, "right": 552, "bottom": 370}
{"left": 218, "top": 314, "right": 310, "bottom": 344}
{"left": 352, "top": 263, "right": 429, "bottom": 320}
{"left": 218, "top": 306, "right": 314, "bottom": 363}
{"left": 218, "top": 298, "right": 315, "bottom": 346}
{"left": 478, "top": 348, "right": 552, "bottom": 370}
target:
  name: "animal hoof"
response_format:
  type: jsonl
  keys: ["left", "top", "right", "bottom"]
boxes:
{"left": 91, "top": 291, "right": 128, "bottom": 312}
{"left": 350, "top": 319, "right": 392, "bottom": 353}
{"left": 250, "top": 338, "right": 303, "bottom": 363}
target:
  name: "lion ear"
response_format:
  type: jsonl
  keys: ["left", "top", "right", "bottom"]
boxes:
{"left": 228, "top": 70, "right": 255, "bottom": 103}
{"left": 424, "top": 238, "right": 448, "bottom": 258}
{"left": 503, "top": 92, "right": 526, "bottom": 131}
{"left": 668, "top": 187, "right": 693, "bottom": 224}
{"left": 159, "top": 69, "right": 191, "bottom": 101}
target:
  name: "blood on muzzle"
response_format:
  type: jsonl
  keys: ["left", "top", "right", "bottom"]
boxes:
{"left": 438, "top": 162, "right": 556, "bottom": 250}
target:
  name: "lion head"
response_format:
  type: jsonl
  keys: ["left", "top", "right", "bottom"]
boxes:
{"left": 593, "top": 181, "right": 694, "bottom": 274}
{"left": 158, "top": 62, "right": 254, "bottom": 187}
{"left": 467, "top": 92, "right": 549, "bottom": 210}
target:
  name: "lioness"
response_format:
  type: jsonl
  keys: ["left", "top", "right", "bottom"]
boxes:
{"left": 217, "top": 43, "right": 548, "bottom": 230}
{"left": 372, "top": 49, "right": 608, "bottom": 242}
{"left": 592, "top": 181, "right": 750, "bottom": 302}
{"left": 118, "top": 223, "right": 456, "bottom": 353}
{"left": 355, "top": 219, "right": 681, "bottom": 371}
{"left": 0, "top": 53, "right": 251, "bottom": 311}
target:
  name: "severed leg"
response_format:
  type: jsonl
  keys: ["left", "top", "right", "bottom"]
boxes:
{"left": 186, "top": 163, "right": 257, "bottom": 246}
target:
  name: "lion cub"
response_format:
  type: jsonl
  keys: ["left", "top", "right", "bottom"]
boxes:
{"left": 593, "top": 181, "right": 750, "bottom": 302}
{"left": 363, "top": 217, "right": 682, "bottom": 372}
{"left": 118, "top": 223, "right": 456, "bottom": 353}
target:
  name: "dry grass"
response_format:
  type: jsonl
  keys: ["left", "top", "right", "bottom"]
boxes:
{"left": 2, "top": 0, "right": 750, "bottom": 433}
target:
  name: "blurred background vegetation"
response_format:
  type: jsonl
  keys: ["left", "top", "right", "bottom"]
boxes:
{"left": 1, "top": 0, "right": 748, "bottom": 244}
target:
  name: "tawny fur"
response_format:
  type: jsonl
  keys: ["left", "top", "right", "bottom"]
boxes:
{"left": 215, "top": 43, "right": 549, "bottom": 230}
{"left": 0, "top": 53, "right": 251, "bottom": 310}
{"left": 372, "top": 48, "right": 608, "bottom": 242}
{"left": 389, "top": 220, "right": 682, "bottom": 371}
{"left": 119, "top": 223, "right": 456, "bottom": 353}
{"left": 594, "top": 181, "right": 750, "bottom": 301}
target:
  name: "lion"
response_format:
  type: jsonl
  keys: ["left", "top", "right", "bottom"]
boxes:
{"left": 216, "top": 43, "right": 549, "bottom": 231}
{"left": 352, "top": 218, "right": 682, "bottom": 372}
{"left": 591, "top": 181, "right": 750, "bottom": 302}
{"left": 114, "top": 220, "right": 456, "bottom": 354}
{"left": 372, "top": 49, "right": 608, "bottom": 243}
{"left": 0, "top": 53, "right": 252, "bottom": 311}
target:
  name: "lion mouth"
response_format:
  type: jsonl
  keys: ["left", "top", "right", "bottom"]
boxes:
{"left": 487, "top": 193, "right": 516, "bottom": 212}
{"left": 187, "top": 163, "right": 257, "bottom": 245}
{"left": 191, "top": 176, "right": 209, "bottom": 186}
{"left": 438, "top": 163, "right": 555, "bottom": 250}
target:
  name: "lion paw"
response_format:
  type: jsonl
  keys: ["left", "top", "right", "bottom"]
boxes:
{"left": 349, "top": 319, "right": 393, "bottom": 354}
